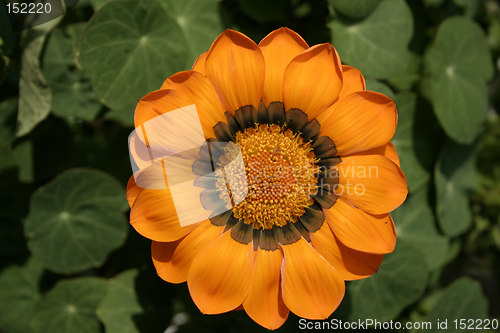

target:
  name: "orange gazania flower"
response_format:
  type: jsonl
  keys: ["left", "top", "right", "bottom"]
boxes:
{"left": 127, "top": 28, "right": 407, "bottom": 329}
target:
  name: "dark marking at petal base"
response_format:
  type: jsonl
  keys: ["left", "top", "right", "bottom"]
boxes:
{"left": 298, "top": 202, "right": 325, "bottom": 233}
{"left": 206, "top": 139, "right": 225, "bottom": 164}
{"left": 194, "top": 175, "right": 216, "bottom": 189}
{"left": 198, "top": 142, "right": 211, "bottom": 161}
{"left": 317, "top": 168, "right": 339, "bottom": 188}
{"left": 200, "top": 189, "right": 222, "bottom": 210}
{"left": 234, "top": 105, "right": 257, "bottom": 130}
{"left": 224, "top": 214, "right": 238, "bottom": 232}
{"left": 210, "top": 209, "right": 232, "bottom": 226}
{"left": 285, "top": 108, "right": 308, "bottom": 133}
{"left": 301, "top": 119, "right": 320, "bottom": 141}
{"left": 231, "top": 220, "right": 253, "bottom": 244}
{"left": 276, "top": 223, "right": 302, "bottom": 245}
{"left": 313, "top": 136, "right": 337, "bottom": 159}
{"left": 214, "top": 122, "right": 234, "bottom": 142}
{"left": 313, "top": 190, "right": 338, "bottom": 209}
{"left": 225, "top": 111, "right": 240, "bottom": 135}
{"left": 259, "top": 228, "right": 279, "bottom": 251}
{"left": 317, "top": 157, "right": 342, "bottom": 168}
{"left": 257, "top": 100, "right": 268, "bottom": 124}
{"left": 293, "top": 221, "right": 311, "bottom": 242}
{"left": 192, "top": 159, "right": 213, "bottom": 176}
{"left": 267, "top": 102, "right": 285, "bottom": 126}
{"left": 252, "top": 229, "right": 261, "bottom": 251}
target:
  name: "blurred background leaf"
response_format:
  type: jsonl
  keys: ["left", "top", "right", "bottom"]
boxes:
{"left": 42, "top": 24, "right": 101, "bottom": 121}
{"left": 329, "top": 0, "right": 413, "bottom": 79}
{"left": 30, "top": 277, "right": 108, "bottom": 333}
{"left": 425, "top": 17, "right": 494, "bottom": 144}
{"left": 78, "top": 0, "right": 190, "bottom": 110}
{"left": 24, "top": 169, "right": 128, "bottom": 274}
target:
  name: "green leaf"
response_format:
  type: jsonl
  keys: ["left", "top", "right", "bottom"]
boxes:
{"left": 392, "top": 187, "right": 449, "bottom": 271}
{"left": 435, "top": 141, "right": 477, "bottom": 237}
{"left": 16, "top": 19, "right": 61, "bottom": 137}
{"left": 16, "top": 31, "right": 52, "bottom": 137}
{"left": 42, "top": 24, "right": 102, "bottom": 121}
{"left": 392, "top": 93, "right": 440, "bottom": 192}
{"left": 30, "top": 277, "right": 108, "bottom": 333}
{"left": 329, "top": 0, "right": 380, "bottom": 19}
{"left": 25, "top": 169, "right": 128, "bottom": 274}
{"left": 426, "top": 278, "right": 488, "bottom": 331}
{"left": 425, "top": 17, "right": 493, "bottom": 143}
{"left": 364, "top": 79, "right": 395, "bottom": 100}
{"left": 79, "top": 0, "right": 190, "bottom": 110}
{"left": 329, "top": 0, "right": 413, "bottom": 79}
{"left": 97, "top": 270, "right": 142, "bottom": 333}
{"left": 0, "top": 258, "right": 44, "bottom": 333}
{"left": 347, "top": 241, "right": 428, "bottom": 321}
{"left": 159, "top": 0, "right": 223, "bottom": 64}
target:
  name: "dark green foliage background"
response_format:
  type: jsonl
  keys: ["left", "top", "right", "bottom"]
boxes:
{"left": 0, "top": 0, "right": 499, "bottom": 332}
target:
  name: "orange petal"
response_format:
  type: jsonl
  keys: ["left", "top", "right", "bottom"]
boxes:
{"left": 148, "top": 71, "right": 225, "bottom": 138}
{"left": 334, "top": 155, "right": 407, "bottom": 214}
{"left": 325, "top": 197, "right": 396, "bottom": 254}
{"left": 281, "top": 238, "right": 345, "bottom": 319}
{"left": 338, "top": 65, "right": 365, "bottom": 100}
{"left": 259, "top": 27, "right": 309, "bottom": 105}
{"left": 318, "top": 91, "right": 397, "bottom": 155}
{"left": 159, "top": 71, "right": 226, "bottom": 136}
{"left": 282, "top": 44, "right": 343, "bottom": 119}
{"left": 152, "top": 222, "right": 223, "bottom": 283}
{"left": 243, "top": 249, "right": 288, "bottom": 330}
{"left": 311, "top": 219, "right": 384, "bottom": 279}
{"left": 188, "top": 231, "right": 253, "bottom": 314}
{"left": 130, "top": 187, "right": 197, "bottom": 242}
{"left": 126, "top": 176, "right": 142, "bottom": 208}
{"left": 205, "top": 30, "right": 265, "bottom": 112}
{"left": 346, "top": 142, "right": 401, "bottom": 167}
{"left": 192, "top": 51, "right": 208, "bottom": 75}
{"left": 134, "top": 89, "right": 220, "bottom": 140}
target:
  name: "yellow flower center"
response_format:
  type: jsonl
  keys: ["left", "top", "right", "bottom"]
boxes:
{"left": 216, "top": 124, "right": 318, "bottom": 229}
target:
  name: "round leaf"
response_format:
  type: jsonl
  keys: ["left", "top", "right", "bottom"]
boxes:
{"left": 79, "top": 0, "right": 189, "bottom": 109}
{"left": 329, "top": 0, "right": 413, "bottom": 79}
{"left": 425, "top": 17, "right": 493, "bottom": 143}
{"left": 159, "top": 0, "right": 223, "bottom": 64}
{"left": 347, "top": 241, "right": 428, "bottom": 321}
{"left": 42, "top": 25, "right": 101, "bottom": 121}
{"left": 0, "top": 258, "right": 43, "bottom": 333}
{"left": 392, "top": 187, "right": 449, "bottom": 271}
{"left": 25, "top": 169, "right": 128, "bottom": 274}
{"left": 435, "top": 141, "right": 477, "bottom": 237}
{"left": 426, "top": 278, "right": 488, "bottom": 329}
{"left": 97, "top": 268, "right": 173, "bottom": 332}
{"left": 97, "top": 270, "right": 142, "bottom": 333}
{"left": 30, "top": 277, "right": 108, "bottom": 333}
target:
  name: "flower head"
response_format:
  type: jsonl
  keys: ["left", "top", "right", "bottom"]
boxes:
{"left": 127, "top": 27, "right": 407, "bottom": 329}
